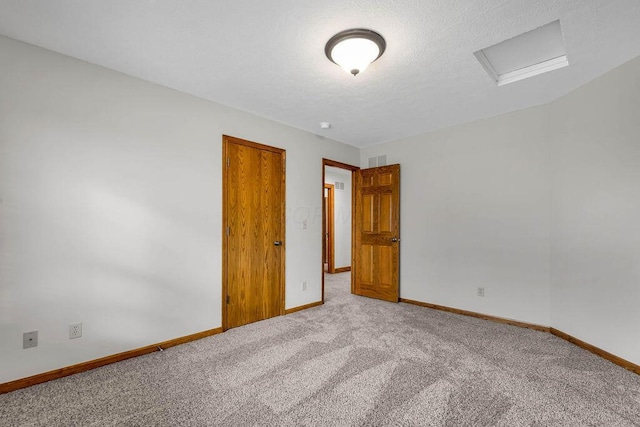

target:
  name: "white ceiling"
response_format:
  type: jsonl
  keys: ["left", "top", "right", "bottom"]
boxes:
{"left": 1, "top": 1, "right": 640, "bottom": 147}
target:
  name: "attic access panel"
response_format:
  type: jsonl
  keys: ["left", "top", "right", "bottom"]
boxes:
{"left": 475, "top": 20, "right": 569, "bottom": 86}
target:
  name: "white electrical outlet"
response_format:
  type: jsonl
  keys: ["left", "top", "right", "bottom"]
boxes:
{"left": 23, "top": 331, "right": 38, "bottom": 349}
{"left": 477, "top": 287, "right": 485, "bottom": 297}
{"left": 301, "top": 281, "right": 307, "bottom": 291}
{"left": 69, "top": 322, "right": 82, "bottom": 339}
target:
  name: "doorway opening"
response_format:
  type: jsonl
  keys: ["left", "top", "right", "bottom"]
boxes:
{"left": 322, "top": 159, "right": 359, "bottom": 302}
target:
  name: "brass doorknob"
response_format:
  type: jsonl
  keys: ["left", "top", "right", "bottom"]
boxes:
{"left": 274, "top": 241, "right": 282, "bottom": 246}
{"left": 391, "top": 237, "right": 400, "bottom": 242}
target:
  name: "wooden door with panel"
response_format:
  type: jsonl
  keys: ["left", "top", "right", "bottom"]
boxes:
{"left": 353, "top": 164, "right": 400, "bottom": 303}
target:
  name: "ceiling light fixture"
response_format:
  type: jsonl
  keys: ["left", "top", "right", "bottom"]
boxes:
{"left": 325, "top": 29, "right": 386, "bottom": 76}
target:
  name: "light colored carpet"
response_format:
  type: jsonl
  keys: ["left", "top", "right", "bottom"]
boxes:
{"left": 2, "top": 272, "right": 640, "bottom": 426}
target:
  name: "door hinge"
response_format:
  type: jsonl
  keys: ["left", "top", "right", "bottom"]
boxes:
{"left": 226, "top": 295, "right": 230, "bottom": 304}
{"left": 226, "top": 226, "right": 230, "bottom": 236}
{"left": 226, "top": 157, "right": 230, "bottom": 167}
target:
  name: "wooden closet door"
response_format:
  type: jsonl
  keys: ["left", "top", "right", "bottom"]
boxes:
{"left": 223, "top": 136, "right": 285, "bottom": 329}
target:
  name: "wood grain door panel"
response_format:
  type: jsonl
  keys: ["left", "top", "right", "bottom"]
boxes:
{"left": 354, "top": 164, "right": 400, "bottom": 303}
{"left": 223, "top": 136, "right": 285, "bottom": 330}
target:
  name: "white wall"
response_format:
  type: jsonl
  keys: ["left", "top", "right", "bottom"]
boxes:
{"left": 324, "top": 167, "right": 352, "bottom": 269}
{"left": 361, "top": 55, "right": 640, "bottom": 366}
{"left": 0, "top": 36, "right": 359, "bottom": 383}
{"left": 361, "top": 108, "right": 552, "bottom": 327}
{"left": 549, "top": 56, "right": 640, "bottom": 365}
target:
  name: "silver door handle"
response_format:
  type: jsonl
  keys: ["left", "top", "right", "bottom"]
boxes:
{"left": 391, "top": 237, "right": 400, "bottom": 242}
{"left": 274, "top": 241, "right": 282, "bottom": 246}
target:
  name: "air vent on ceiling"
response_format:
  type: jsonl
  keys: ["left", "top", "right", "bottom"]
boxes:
{"left": 474, "top": 20, "right": 569, "bottom": 86}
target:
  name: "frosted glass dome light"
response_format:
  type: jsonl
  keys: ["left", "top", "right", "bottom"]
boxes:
{"left": 325, "top": 29, "right": 386, "bottom": 76}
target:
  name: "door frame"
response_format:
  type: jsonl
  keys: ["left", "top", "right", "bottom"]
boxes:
{"left": 322, "top": 159, "right": 359, "bottom": 302}
{"left": 222, "top": 135, "right": 286, "bottom": 331}
{"left": 324, "top": 183, "right": 335, "bottom": 273}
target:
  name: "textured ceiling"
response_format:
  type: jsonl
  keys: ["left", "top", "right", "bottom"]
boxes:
{"left": 1, "top": 0, "right": 640, "bottom": 147}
